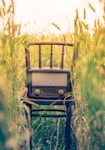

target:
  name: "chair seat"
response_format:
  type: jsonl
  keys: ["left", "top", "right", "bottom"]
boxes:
{"left": 20, "top": 95, "right": 75, "bottom": 105}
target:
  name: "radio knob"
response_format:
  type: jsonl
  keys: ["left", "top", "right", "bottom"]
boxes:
{"left": 58, "top": 89, "right": 64, "bottom": 95}
{"left": 34, "top": 89, "right": 40, "bottom": 94}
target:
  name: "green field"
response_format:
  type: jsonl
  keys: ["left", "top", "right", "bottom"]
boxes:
{"left": 0, "top": 1, "right": 105, "bottom": 150}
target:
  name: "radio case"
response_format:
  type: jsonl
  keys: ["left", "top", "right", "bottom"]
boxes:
{"left": 26, "top": 68, "right": 72, "bottom": 99}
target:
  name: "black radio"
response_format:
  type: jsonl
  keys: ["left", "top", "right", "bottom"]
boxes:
{"left": 26, "top": 68, "right": 72, "bottom": 99}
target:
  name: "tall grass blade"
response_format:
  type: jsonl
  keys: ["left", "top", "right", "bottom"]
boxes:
{"left": 88, "top": 3, "right": 96, "bottom": 12}
{"left": 84, "top": 8, "right": 86, "bottom": 20}
{"left": 1, "top": 0, "right": 6, "bottom": 6}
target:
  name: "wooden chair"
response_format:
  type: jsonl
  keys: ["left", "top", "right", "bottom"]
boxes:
{"left": 20, "top": 42, "right": 76, "bottom": 150}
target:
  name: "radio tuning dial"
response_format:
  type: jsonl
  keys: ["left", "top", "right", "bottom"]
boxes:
{"left": 34, "top": 89, "right": 40, "bottom": 94}
{"left": 58, "top": 89, "right": 64, "bottom": 95}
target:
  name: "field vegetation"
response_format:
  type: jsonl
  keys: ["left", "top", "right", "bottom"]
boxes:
{"left": 0, "top": 0, "right": 105, "bottom": 150}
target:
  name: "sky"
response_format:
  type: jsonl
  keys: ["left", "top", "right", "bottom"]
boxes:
{"left": 14, "top": 0, "right": 103, "bottom": 34}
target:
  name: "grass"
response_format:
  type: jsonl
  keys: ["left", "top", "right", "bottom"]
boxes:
{"left": 0, "top": 0, "right": 105, "bottom": 150}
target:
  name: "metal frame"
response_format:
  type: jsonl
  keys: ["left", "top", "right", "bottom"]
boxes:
{"left": 20, "top": 42, "right": 76, "bottom": 150}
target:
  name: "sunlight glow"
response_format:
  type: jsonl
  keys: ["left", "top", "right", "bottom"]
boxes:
{"left": 14, "top": 0, "right": 103, "bottom": 34}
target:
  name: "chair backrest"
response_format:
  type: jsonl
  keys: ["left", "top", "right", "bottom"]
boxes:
{"left": 25, "top": 42, "right": 74, "bottom": 72}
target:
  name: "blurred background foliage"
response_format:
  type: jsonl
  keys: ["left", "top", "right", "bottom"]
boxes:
{"left": 0, "top": 0, "right": 105, "bottom": 150}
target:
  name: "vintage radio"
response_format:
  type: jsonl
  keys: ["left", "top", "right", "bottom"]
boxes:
{"left": 26, "top": 68, "right": 72, "bottom": 99}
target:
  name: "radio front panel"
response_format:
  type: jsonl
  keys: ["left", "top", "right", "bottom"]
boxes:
{"left": 26, "top": 68, "right": 71, "bottom": 99}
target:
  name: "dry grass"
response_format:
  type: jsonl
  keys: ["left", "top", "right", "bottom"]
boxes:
{"left": 0, "top": 0, "right": 105, "bottom": 150}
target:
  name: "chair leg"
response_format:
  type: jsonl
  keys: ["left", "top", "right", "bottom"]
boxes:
{"left": 23, "top": 104, "right": 32, "bottom": 150}
{"left": 65, "top": 105, "right": 72, "bottom": 150}
{"left": 29, "top": 114, "right": 32, "bottom": 150}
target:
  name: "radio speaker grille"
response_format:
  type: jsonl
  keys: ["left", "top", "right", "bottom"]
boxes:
{"left": 32, "top": 73, "right": 67, "bottom": 86}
